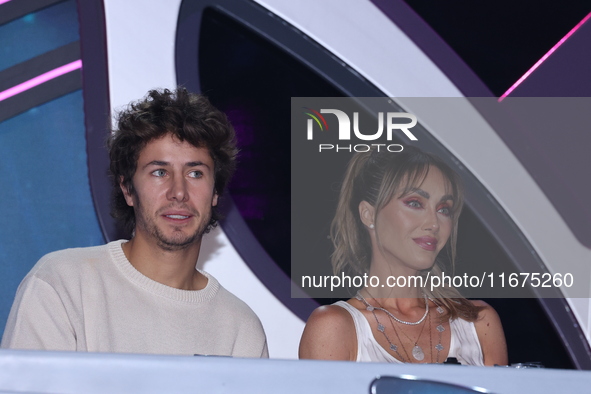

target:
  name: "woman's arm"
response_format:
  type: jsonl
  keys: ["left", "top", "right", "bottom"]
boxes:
{"left": 299, "top": 304, "right": 358, "bottom": 361}
{"left": 472, "top": 300, "right": 508, "bottom": 366}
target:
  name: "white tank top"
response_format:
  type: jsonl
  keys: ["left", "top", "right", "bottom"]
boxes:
{"left": 334, "top": 301, "right": 484, "bottom": 366}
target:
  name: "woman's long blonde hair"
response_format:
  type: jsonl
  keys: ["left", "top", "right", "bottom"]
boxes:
{"left": 330, "top": 146, "right": 481, "bottom": 321}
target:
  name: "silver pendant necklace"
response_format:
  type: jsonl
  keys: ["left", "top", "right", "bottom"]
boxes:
{"left": 356, "top": 291, "right": 429, "bottom": 325}
{"left": 356, "top": 291, "right": 446, "bottom": 362}
{"left": 368, "top": 294, "right": 428, "bottom": 361}
{"left": 412, "top": 343, "right": 425, "bottom": 361}
{"left": 367, "top": 306, "right": 409, "bottom": 362}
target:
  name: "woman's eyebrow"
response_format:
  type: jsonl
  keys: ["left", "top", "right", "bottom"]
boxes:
{"left": 409, "top": 188, "right": 454, "bottom": 203}
{"left": 410, "top": 188, "right": 429, "bottom": 199}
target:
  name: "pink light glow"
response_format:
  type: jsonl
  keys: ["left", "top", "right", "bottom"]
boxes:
{"left": 0, "top": 0, "right": 13, "bottom": 5}
{"left": 498, "top": 11, "right": 591, "bottom": 102}
{"left": 0, "top": 60, "right": 82, "bottom": 102}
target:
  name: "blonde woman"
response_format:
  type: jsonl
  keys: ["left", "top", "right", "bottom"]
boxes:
{"left": 299, "top": 147, "right": 507, "bottom": 365}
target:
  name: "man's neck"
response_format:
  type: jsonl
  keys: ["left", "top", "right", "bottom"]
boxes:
{"left": 121, "top": 233, "right": 207, "bottom": 291}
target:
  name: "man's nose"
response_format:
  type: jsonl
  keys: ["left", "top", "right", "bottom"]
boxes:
{"left": 166, "top": 174, "right": 188, "bottom": 202}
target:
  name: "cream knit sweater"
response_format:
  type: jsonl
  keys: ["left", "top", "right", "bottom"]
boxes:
{"left": 1, "top": 240, "right": 268, "bottom": 357}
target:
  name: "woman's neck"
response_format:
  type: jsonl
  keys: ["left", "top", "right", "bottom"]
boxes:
{"left": 367, "top": 263, "right": 425, "bottom": 300}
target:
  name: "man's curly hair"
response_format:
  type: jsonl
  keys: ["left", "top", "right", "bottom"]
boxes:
{"left": 108, "top": 87, "right": 237, "bottom": 235}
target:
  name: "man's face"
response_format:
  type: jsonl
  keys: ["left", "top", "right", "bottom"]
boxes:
{"left": 121, "top": 134, "right": 218, "bottom": 251}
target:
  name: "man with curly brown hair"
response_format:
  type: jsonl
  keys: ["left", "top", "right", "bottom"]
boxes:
{"left": 2, "top": 87, "right": 268, "bottom": 357}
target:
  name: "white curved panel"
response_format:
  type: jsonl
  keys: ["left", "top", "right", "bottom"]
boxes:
{"left": 104, "top": 0, "right": 181, "bottom": 112}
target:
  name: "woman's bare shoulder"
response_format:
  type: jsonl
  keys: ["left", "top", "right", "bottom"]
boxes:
{"left": 299, "top": 302, "right": 358, "bottom": 361}
{"left": 471, "top": 300, "right": 503, "bottom": 327}
{"left": 470, "top": 300, "right": 508, "bottom": 366}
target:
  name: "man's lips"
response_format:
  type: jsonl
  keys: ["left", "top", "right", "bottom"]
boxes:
{"left": 165, "top": 214, "right": 190, "bottom": 219}
{"left": 161, "top": 210, "right": 194, "bottom": 221}
{"left": 413, "top": 236, "right": 438, "bottom": 251}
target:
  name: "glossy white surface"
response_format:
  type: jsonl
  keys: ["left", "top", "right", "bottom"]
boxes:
{"left": 0, "top": 350, "right": 589, "bottom": 393}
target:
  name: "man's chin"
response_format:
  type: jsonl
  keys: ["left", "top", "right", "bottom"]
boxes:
{"left": 156, "top": 231, "right": 202, "bottom": 252}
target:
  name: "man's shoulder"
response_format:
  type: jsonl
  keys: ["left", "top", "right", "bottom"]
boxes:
{"left": 203, "top": 274, "right": 268, "bottom": 357}
{"left": 216, "top": 287, "right": 256, "bottom": 315}
{"left": 204, "top": 274, "right": 262, "bottom": 324}
{"left": 30, "top": 241, "right": 122, "bottom": 279}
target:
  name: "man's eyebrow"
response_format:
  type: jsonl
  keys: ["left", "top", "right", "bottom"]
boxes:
{"left": 186, "top": 161, "right": 209, "bottom": 168}
{"left": 143, "top": 160, "right": 211, "bottom": 169}
{"left": 144, "top": 160, "right": 169, "bottom": 169}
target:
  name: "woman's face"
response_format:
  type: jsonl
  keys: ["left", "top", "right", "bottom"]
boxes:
{"left": 363, "top": 167, "right": 454, "bottom": 273}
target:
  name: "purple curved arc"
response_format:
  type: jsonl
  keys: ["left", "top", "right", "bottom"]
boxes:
{"left": 0, "top": 60, "right": 82, "bottom": 102}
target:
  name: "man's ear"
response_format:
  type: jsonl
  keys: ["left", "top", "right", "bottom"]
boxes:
{"left": 212, "top": 192, "right": 218, "bottom": 207}
{"left": 120, "top": 177, "right": 134, "bottom": 207}
{"left": 358, "top": 200, "right": 375, "bottom": 229}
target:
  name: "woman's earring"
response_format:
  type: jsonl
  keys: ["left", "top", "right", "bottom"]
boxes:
{"left": 369, "top": 224, "right": 374, "bottom": 229}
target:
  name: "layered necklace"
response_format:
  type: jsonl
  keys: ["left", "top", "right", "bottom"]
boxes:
{"left": 356, "top": 291, "right": 446, "bottom": 363}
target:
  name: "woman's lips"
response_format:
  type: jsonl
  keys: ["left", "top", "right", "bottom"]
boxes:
{"left": 413, "top": 236, "right": 438, "bottom": 251}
